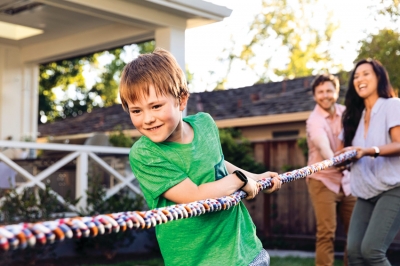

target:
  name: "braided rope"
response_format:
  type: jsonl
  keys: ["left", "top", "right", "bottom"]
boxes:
{"left": 0, "top": 150, "right": 356, "bottom": 251}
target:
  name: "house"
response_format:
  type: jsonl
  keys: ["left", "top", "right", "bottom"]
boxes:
{"left": 36, "top": 76, "right": 348, "bottom": 243}
{"left": 38, "top": 76, "right": 327, "bottom": 173}
{"left": 0, "top": 0, "right": 232, "bottom": 215}
{"left": 0, "top": 0, "right": 231, "bottom": 142}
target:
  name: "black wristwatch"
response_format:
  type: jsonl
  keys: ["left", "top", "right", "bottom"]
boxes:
{"left": 233, "top": 170, "right": 248, "bottom": 189}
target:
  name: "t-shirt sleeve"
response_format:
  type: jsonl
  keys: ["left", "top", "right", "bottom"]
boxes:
{"left": 129, "top": 144, "right": 188, "bottom": 200}
{"left": 387, "top": 99, "right": 400, "bottom": 131}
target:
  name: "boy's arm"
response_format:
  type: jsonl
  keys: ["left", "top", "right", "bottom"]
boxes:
{"left": 224, "top": 160, "right": 282, "bottom": 193}
{"left": 163, "top": 173, "right": 260, "bottom": 204}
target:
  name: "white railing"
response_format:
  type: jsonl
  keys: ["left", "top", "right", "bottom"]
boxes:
{"left": 0, "top": 140, "right": 141, "bottom": 211}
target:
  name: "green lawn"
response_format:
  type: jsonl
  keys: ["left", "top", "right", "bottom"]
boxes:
{"left": 87, "top": 256, "right": 344, "bottom": 266}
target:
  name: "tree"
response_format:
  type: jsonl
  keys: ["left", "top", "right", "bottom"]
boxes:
{"left": 38, "top": 40, "right": 155, "bottom": 124}
{"left": 39, "top": 55, "right": 96, "bottom": 123}
{"left": 216, "top": 0, "right": 340, "bottom": 89}
{"left": 355, "top": 29, "right": 400, "bottom": 93}
{"left": 374, "top": 0, "right": 400, "bottom": 24}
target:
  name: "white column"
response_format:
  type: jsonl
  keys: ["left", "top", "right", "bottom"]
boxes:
{"left": 155, "top": 27, "right": 187, "bottom": 116}
{"left": 76, "top": 152, "right": 89, "bottom": 210}
{"left": 0, "top": 44, "right": 24, "bottom": 141}
{"left": 21, "top": 64, "right": 39, "bottom": 141}
{"left": 155, "top": 27, "right": 185, "bottom": 71}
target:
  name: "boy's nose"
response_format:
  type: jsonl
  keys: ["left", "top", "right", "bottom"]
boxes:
{"left": 144, "top": 112, "right": 155, "bottom": 124}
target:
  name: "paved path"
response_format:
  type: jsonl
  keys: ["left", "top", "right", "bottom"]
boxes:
{"left": 267, "top": 250, "right": 344, "bottom": 259}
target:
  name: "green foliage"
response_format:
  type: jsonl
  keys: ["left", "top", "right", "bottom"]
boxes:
{"left": 0, "top": 183, "right": 76, "bottom": 264}
{"left": 39, "top": 55, "right": 96, "bottom": 123}
{"left": 373, "top": 0, "right": 400, "bottom": 24}
{"left": 219, "top": 128, "right": 266, "bottom": 173}
{"left": 297, "top": 137, "right": 309, "bottom": 161}
{"left": 39, "top": 40, "right": 156, "bottom": 124}
{"left": 0, "top": 182, "right": 74, "bottom": 224}
{"left": 81, "top": 175, "right": 144, "bottom": 216}
{"left": 75, "top": 175, "right": 146, "bottom": 260}
{"left": 109, "top": 126, "right": 137, "bottom": 148}
{"left": 355, "top": 29, "right": 400, "bottom": 94}
{"left": 216, "top": 0, "right": 340, "bottom": 89}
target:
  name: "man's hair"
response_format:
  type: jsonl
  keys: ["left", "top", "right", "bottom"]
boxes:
{"left": 119, "top": 48, "right": 189, "bottom": 111}
{"left": 310, "top": 74, "right": 340, "bottom": 95}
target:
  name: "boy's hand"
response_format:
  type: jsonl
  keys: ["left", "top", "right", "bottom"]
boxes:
{"left": 264, "top": 175, "right": 282, "bottom": 194}
{"left": 253, "top": 171, "right": 279, "bottom": 181}
{"left": 242, "top": 178, "right": 262, "bottom": 200}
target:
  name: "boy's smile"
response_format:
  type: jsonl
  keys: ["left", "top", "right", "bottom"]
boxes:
{"left": 127, "top": 84, "right": 190, "bottom": 143}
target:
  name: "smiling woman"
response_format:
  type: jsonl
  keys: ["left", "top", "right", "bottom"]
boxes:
{"left": 339, "top": 58, "right": 400, "bottom": 265}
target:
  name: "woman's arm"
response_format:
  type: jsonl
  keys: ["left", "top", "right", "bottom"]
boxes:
{"left": 361, "top": 125, "right": 400, "bottom": 157}
{"left": 337, "top": 126, "right": 400, "bottom": 159}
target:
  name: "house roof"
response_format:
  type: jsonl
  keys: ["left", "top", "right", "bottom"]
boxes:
{"left": 38, "top": 76, "right": 346, "bottom": 138}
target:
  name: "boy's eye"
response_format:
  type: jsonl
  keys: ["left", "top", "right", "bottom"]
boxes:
{"left": 130, "top": 109, "right": 141, "bottom": 114}
{"left": 152, "top": 104, "right": 162, "bottom": 109}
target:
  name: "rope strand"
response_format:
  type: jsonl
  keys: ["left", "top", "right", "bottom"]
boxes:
{"left": 0, "top": 150, "right": 356, "bottom": 251}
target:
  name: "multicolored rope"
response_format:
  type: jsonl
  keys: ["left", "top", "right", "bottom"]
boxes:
{"left": 0, "top": 150, "right": 356, "bottom": 251}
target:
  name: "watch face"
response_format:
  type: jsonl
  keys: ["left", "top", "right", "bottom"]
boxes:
{"left": 372, "top": 146, "right": 380, "bottom": 157}
{"left": 234, "top": 170, "right": 247, "bottom": 182}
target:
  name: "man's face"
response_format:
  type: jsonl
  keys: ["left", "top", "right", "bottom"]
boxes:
{"left": 313, "top": 81, "right": 338, "bottom": 114}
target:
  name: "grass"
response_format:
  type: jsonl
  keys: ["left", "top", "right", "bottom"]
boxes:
{"left": 86, "top": 256, "right": 344, "bottom": 266}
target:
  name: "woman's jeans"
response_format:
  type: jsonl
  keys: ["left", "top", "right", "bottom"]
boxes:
{"left": 347, "top": 186, "right": 400, "bottom": 265}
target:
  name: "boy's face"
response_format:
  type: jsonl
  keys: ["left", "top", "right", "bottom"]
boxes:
{"left": 127, "top": 84, "right": 188, "bottom": 143}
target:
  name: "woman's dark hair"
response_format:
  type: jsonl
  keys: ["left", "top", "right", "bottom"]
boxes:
{"left": 342, "top": 58, "right": 396, "bottom": 147}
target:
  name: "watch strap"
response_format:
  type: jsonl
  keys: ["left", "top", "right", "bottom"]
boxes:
{"left": 233, "top": 170, "right": 248, "bottom": 189}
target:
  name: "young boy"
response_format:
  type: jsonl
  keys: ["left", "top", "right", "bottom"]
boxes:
{"left": 119, "top": 48, "right": 282, "bottom": 266}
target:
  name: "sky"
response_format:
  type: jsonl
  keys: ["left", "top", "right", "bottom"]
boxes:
{"left": 79, "top": 0, "right": 395, "bottom": 104}
{"left": 184, "top": 0, "right": 390, "bottom": 92}
{"left": 47, "top": 0, "right": 397, "bottom": 124}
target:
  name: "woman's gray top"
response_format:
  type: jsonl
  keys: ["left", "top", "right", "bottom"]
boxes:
{"left": 350, "top": 97, "right": 400, "bottom": 199}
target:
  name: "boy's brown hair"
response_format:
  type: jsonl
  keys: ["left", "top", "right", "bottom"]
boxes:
{"left": 119, "top": 48, "right": 189, "bottom": 111}
{"left": 310, "top": 74, "right": 340, "bottom": 95}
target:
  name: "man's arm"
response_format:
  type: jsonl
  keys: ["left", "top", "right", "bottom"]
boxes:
{"left": 312, "top": 134, "right": 334, "bottom": 160}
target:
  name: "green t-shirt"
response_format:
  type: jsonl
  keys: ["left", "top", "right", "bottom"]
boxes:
{"left": 129, "top": 112, "right": 262, "bottom": 266}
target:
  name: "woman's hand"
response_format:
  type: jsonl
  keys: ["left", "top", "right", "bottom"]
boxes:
{"left": 335, "top": 146, "right": 367, "bottom": 160}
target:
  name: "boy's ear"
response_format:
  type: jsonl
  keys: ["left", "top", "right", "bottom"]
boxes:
{"left": 179, "top": 93, "right": 189, "bottom": 111}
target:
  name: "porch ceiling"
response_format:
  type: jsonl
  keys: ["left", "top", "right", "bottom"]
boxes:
{"left": 0, "top": 0, "right": 231, "bottom": 48}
